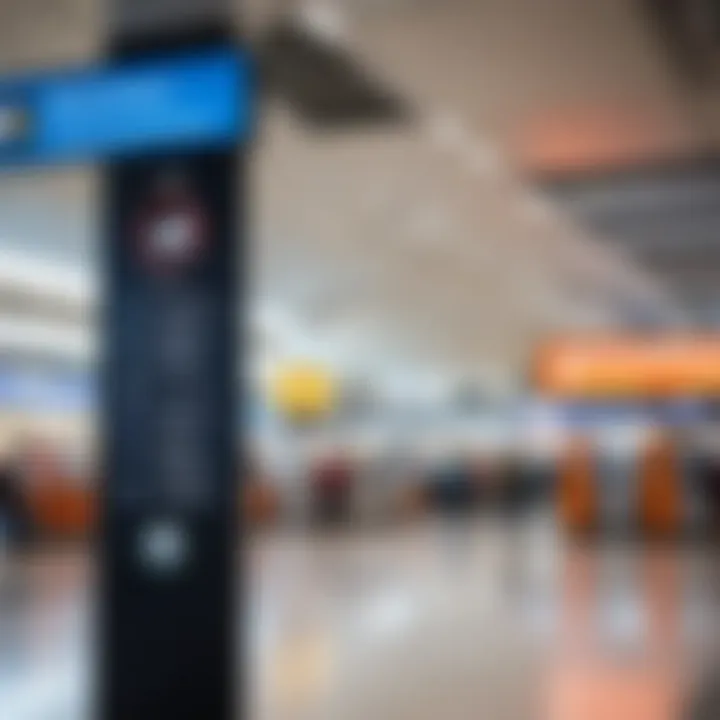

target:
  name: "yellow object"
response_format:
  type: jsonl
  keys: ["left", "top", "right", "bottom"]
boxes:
{"left": 271, "top": 363, "right": 336, "bottom": 421}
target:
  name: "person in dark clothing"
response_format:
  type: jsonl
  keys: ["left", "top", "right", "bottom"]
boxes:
{"left": 430, "top": 457, "right": 478, "bottom": 515}
{"left": 697, "top": 451, "right": 720, "bottom": 537}
{"left": 0, "top": 460, "right": 32, "bottom": 548}
{"left": 312, "top": 454, "right": 354, "bottom": 526}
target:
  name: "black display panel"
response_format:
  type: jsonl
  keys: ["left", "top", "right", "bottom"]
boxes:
{"left": 100, "top": 145, "right": 240, "bottom": 720}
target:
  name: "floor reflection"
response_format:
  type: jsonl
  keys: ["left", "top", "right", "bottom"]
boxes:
{"left": 1, "top": 515, "right": 719, "bottom": 719}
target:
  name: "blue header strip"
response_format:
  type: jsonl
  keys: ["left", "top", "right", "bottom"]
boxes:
{"left": 0, "top": 48, "right": 252, "bottom": 167}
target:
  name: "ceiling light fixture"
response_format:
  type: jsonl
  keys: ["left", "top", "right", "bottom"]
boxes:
{"left": 297, "top": 1, "right": 347, "bottom": 43}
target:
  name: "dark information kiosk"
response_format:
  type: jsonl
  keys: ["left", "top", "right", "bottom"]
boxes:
{"left": 0, "top": 1, "right": 251, "bottom": 718}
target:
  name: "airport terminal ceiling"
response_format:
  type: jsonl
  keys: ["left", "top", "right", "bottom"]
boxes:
{"left": 2, "top": 5, "right": 720, "bottom": 719}
{"left": 0, "top": 0, "right": 713, "bottom": 397}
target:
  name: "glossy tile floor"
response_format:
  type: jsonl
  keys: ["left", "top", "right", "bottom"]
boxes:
{"left": 2, "top": 513, "right": 720, "bottom": 719}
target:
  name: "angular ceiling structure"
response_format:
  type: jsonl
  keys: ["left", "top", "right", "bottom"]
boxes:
{"left": 0, "top": 0, "right": 697, "bottom": 399}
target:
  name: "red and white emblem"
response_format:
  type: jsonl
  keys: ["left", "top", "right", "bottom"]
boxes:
{"left": 135, "top": 174, "right": 209, "bottom": 272}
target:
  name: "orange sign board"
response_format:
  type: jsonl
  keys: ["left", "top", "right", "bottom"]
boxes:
{"left": 536, "top": 337, "right": 720, "bottom": 397}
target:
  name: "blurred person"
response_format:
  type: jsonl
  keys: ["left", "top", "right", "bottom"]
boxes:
{"left": 638, "top": 428, "right": 684, "bottom": 536}
{"left": 498, "top": 449, "right": 538, "bottom": 515}
{"left": 260, "top": 433, "right": 312, "bottom": 528}
{"left": 689, "top": 426, "right": 720, "bottom": 538}
{"left": 428, "top": 451, "right": 478, "bottom": 515}
{"left": 523, "top": 441, "right": 560, "bottom": 506}
{"left": 672, "top": 426, "right": 711, "bottom": 539}
{"left": 354, "top": 441, "right": 405, "bottom": 526}
{"left": 558, "top": 434, "right": 598, "bottom": 534}
{"left": 311, "top": 448, "right": 354, "bottom": 526}
{"left": 519, "top": 420, "right": 563, "bottom": 518}
{"left": 0, "top": 452, "right": 33, "bottom": 549}
{"left": 21, "top": 439, "right": 70, "bottom": 539}
{"left": 469, "top": 452, "right": 497, "bottom": 508}
{"left": 244, "top": 449, "right": 280, "bottom": 528}
{"left": 595, "top": 423, "right": 645, "bottom": 536}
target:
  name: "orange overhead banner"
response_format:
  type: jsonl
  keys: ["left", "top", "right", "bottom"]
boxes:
{"left": 535, "top": 337, "right": 720, "bottom": 397}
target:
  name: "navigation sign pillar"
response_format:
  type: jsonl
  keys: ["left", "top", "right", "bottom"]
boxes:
{"left": 101, "top": 2, "right": 241, "bottom": 718}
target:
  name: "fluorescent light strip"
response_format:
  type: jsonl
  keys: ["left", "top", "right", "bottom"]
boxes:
{"left": 0, "top": 249, "right": 94, "bottom": 305}
{"left": 0, "top": 315, "right": 92, "bottom": 361}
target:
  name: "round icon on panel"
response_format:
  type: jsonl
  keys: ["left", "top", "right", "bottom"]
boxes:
{"left": 137, "top": 520, "right": 191, "bottom": 575}
{"left": 135, "top": 171, "right": 210, "bottom": 273}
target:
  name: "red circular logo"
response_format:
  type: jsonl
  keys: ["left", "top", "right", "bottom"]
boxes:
{"left": 135, "top": 184, "right": 210, "bottom": 273}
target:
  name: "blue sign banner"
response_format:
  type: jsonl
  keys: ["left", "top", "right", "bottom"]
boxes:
{"left": 0, "top": 48, "right": 252, "bottom": 167}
